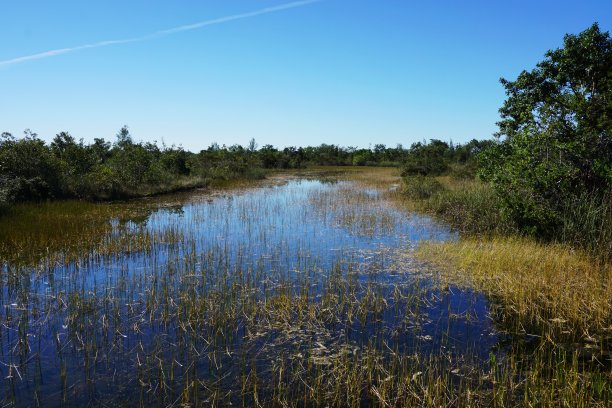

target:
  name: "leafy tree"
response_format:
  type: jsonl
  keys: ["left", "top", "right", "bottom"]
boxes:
{"left": 0, "top": 130, "right": 61, "bottom": 201}
{"left": 259, "top": 144, "right": 279, "bottom": 168}
{"left": 352, "top": 149, "right": 371, "bottom": 166}
{"left": 115, "top": 125, "right": 133, "bottom": 149}
{"left": 401, "top": 139, "right": 450, "bottom": 176}
{"left": 247, "top": 138, "right": 258, "bottom": 153}
{"left": 480, "top": 23, "right": 611, "bottom": 237}
{"left": 51, "top": 132, "right": 97, "bottom": 195}
{"left": 90, "top": 138, "right": 112, "bottom": 164}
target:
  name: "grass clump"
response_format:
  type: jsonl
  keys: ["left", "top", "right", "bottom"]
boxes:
{"left": 415, "top": 236, "right": 612, "bottom": 406}
{"left": 402, "top": 175, "right": 444, "bottom": 199}
{"left": 416, "top": 237, "right": 612, "bottom": 343}
{"left": 559, "top": 192, "right": 612, "bottom": 264}
{"left": 402, "top": 176, "right": 516, "bottom": 235}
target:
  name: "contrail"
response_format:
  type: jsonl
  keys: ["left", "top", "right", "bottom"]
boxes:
{"left": 0, "top": 0, "right": 322, "bottom": 67}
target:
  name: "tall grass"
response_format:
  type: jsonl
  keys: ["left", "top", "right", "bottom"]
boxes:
{"left": 560, "top": 192, "right": 612, "bottom": 264}
{"left": 403, "top": 173, "right": 611, "bottom": 406}
{"left": 417, "top": 237, "right": 612, "bottom": 342}
{"left": 402, "top": 176, "right": 517, "bottom": 235}
{"left": 414, "top": 237, "right": 612, "bottom": 406}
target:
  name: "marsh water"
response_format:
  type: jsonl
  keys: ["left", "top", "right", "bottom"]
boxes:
{"left": 0, "top": 170, "right": 503, "bottom": 406}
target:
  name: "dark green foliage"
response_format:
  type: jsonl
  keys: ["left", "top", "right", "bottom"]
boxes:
{"left": 400, "top": 138, "right": 495, "bottom": 178}
{"left": 0, "top": 130, "right": 61, "bottom": 202}
{"left": 480, "top": 23, "right": 612, "bottom": 240}
{"left": 352, "top": 150, "right": 370, "bottom": 166}
{"left": 401, "top": 139, "right": 450, "bottom": 176}
{"left": 399, "top": 25, "right": 611, "bottom": 258}
{"left": 51, "top": 132, "right": 98, "bottom": 196}
{"left": 259, "top": 144, "right": 280, "bottom": 168}
{"left": 187, "top": 143, "right": 261, "bottom": 181}
{"left": 1, "top": 131, "right": 475, "bottom": 205}
{"left": 0, "top": 127, "right": 206, "bottom": 202}
{"left": 1, "top": 126, "right": 495, "bottom": 208}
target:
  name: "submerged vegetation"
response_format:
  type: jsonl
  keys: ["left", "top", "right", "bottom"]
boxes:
{"left": 0, "top": 168, "right": 473, "bottom": 406}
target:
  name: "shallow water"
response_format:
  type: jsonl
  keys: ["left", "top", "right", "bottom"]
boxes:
{"left": 0, "top": 175, "right": 501, "bottom": 406}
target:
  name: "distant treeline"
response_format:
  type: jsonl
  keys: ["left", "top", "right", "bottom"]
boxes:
{"left": 0, "top": 126, "right": 488, "bottom": 204}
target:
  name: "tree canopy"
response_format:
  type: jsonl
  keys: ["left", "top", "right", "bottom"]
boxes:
{"left": 480, "top": 23, "right": 611, "bottom": 237}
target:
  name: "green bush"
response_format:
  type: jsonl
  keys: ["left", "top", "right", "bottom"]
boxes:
{"left": 402, "top": 176, "right": 444, "bottom": 199}
{"left": 84, "top": 165, "right": 122, "bottom": 199}
{"left": 0, "top": 131, "right": 61, "bottom": 201}
{"left": 401, "top": 140, "right": 450, "bottom": 176}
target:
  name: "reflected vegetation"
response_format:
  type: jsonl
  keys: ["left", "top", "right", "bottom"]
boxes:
{"left": 0, "top": 168, "right": 609, "bottom": 406}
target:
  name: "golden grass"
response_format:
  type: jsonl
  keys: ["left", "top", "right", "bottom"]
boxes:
{"left": 416, "top": 236, "right": 612, "bottom": 341}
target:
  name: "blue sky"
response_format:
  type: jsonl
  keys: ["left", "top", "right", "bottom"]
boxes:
{"left": 0, "top": 1, "right": 609, "bottom": 151}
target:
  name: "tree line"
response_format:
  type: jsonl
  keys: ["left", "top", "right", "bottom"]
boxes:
{"left": 0, "top": 125, "right": 489, "bottom": 205}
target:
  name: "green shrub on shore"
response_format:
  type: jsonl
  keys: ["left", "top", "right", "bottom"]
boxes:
{"left": 402, "top": 175, "right": 610, "bottom": 261}
{"left": 402, "top": 24, "right": 611, "bottom": 262}
{"left": 402, "top": 177, "right": 516, "bottom": 236}
{"left": 402, "top": 175, "right": 444, "bottom": 199}
{"left": 0, "top": 127, "right": 272, "bottom": 204}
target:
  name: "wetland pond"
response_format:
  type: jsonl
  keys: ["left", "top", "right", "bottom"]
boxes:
{"left": 1, "top": 169, "right": 507, "bottom": 406}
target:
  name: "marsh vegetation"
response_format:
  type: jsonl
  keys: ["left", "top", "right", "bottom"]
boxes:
{"left": 0, "top": 167, "right": 609, "bottom": 407}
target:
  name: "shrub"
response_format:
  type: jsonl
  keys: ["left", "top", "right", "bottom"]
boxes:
{"left": 402, "top": 176, "right": 444, "bottom": 199}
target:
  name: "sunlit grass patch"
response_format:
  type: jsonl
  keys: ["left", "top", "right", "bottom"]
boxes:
{"left": 416, "top": 237, "right": 612, "bottom": 342}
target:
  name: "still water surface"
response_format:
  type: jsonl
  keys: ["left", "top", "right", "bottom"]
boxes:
{"left": 0, "top": 175, "right": 499, "bottom": 406}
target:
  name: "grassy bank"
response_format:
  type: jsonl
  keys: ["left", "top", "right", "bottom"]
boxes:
{"left": 0, "top": 171, "right": 276, "bottom": 266}
{"left": 402, "top": 174, "right": 611, "bottom": 344}
{"left": 412, "top": 237, "right": 612, "bottom": 407}
{"left": 417, "top": 237, "right": 611, "bottom": 342}
{"left": 402, "top": 175, "right": 611, "bottom": 261}
{"left": 402, "top": 176, "right": 516, "bottom": 235}
{"left": 401, "top": 174, "right": 611, "bottom": 406}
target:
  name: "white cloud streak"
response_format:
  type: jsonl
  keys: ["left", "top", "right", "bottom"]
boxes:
{"left": 0, "top": 0, "right": 321, "bottom": 67}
